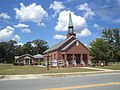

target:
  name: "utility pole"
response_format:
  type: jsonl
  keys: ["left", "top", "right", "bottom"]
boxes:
{"left": 47, "top": 55, "right": 49, "bottom": 70}
{"left": 45, "top": 54, "right": 51, "bottom": 70}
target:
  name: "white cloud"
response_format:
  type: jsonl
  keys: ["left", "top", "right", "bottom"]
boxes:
{"left": 0, "top": 26, "right": 20, "bottom": 42}
{"left": 76, "top": 3, "right": 95, "bottom": 19}
{"left": 93, "top": 23, "right": 104, "bottom": 30}
{"left": 14, "top": 23, "right": 31, "bottom": 33}
{"left": 92, "top": 0, "right": 120, "bottom": 23}
{"left": 15, "top": 42, "right": 24, "bottom": 46}
{"left": 37, "top": 22, "right": 46, "bottom": 27}
{"left": 76, "top": 28, "right": 91, "bottom": 37}
{"left": 55, "top": 10, "right": 91, "bottom": 37}
{"left": 53, "top": 34, "right": 66, "bottom": 39}
{"left": 31, "top": 43, "right": 37, "bottom": 47}
{"left": 0, "top": 13, "right": 10, "bottom": 19}
{"left": 12, "top": 35, "right": 20, "bottom": 41}
{"left": 49, "top": 1, "right": 65, "bottom": 17}
{"left": 14, "top": 3, "right": 48, "bottom": 24}
{"left": 21, "top": 28, "right": 31, "bottom": 33}
{"left": 84, "top": 43, "right": 87, "bottom": 47}
{"left": 14, "top": 23, "right": 29, "bottom": 28}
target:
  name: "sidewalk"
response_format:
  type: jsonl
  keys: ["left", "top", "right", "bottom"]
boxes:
{"left": 0, "top": 67, "right": 120, "bottom": 80}
{"left": 0, "top": 68, "right": 120, "bottom": 80}
{"left": 81, "top": 67, "right": 114, "bottom": 71}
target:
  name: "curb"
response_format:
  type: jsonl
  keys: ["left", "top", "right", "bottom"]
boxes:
{"left": 0, "top": 70, "right": 120, "bottom": 80}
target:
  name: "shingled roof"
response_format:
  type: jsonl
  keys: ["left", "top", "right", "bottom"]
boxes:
{"left": 44, "top": 36, "right": 75, "bottom": 54}
{"left": 61, "top": 39, "right": 77, "bottom": 51}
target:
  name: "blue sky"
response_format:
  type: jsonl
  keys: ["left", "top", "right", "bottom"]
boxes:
{"left": 0, "top": 0, "right": 120, "bottom": 47}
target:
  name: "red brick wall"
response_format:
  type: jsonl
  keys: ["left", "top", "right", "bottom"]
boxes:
{"left": 44, "top": 51, "right": 58, "bottom": 61}
{"left": 65, "top": 41, "right": 89, "bottom": 54}
{"left": 43, "top": 37, "right": 89, "bottom": 61}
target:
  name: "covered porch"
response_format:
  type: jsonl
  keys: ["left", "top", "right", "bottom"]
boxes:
{"left": 62, "top": 53, "right": 91, "bottom": 67}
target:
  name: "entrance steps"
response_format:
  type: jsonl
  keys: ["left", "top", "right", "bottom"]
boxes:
{"left": 66, "top": 64, "right": 91, "bottom": 67}
{"left": 85, "top": 64, "right": 91, "bottom": 67}
{"left": 77, "top": 64, "right": 84, "bottom": 67}
{"left": 69, "top": 64, "right": 75, "bottom": 67}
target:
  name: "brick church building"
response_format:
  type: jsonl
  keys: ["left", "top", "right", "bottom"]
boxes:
{"left": 44, "top": 13, "right": 91, "bottom": 68}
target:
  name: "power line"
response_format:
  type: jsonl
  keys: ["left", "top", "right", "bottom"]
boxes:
{"left": 92, "top": 5, "right": 119, "bottom": 11}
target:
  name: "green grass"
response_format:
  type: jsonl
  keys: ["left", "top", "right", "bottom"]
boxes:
{"left": 0, "top": 64, "right": 98, "bottom": 75}
{"left": 96, "top": 63, "right": 120, "bottom": 70}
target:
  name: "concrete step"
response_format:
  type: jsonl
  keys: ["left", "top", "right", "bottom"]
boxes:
{"left": 69, "top": 64, "right": 75, "bottom": 67}
{"left": 77, "top": 64, "right": 84, "bottom": 67}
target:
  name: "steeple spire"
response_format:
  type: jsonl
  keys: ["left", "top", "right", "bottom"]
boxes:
{"left": 68, "top": 13, "right": 73, "bottom": 27}
{"left": 67, "top": 13, "right": 76, "bottom": 38}
{"left": 68, "top": 13, "right": 74, "bottom": 34}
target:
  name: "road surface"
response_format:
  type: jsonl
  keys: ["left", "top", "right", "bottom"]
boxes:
{"left": 0, "top": 73, "right": 120, "bottom": 90}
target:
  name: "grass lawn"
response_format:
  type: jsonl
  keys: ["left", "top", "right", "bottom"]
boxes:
{"left": 0, "top": 64, "right": 98, "bottom": 75}
{"left": 96, "top": 63, "right": 120, "bottom": 70}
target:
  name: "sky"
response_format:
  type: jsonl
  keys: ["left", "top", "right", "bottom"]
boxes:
{"left": 0, "top": 0, "right": 120, "bottom": 47}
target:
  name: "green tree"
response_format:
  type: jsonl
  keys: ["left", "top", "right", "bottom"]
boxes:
{"left": 15, "top": 45, "right": 24, "bottom": 56}
{"left": 90, "top": 38, "right": 110, "bottom": 64}
{"left": 23, "top": 42, "right": 33, "bottom": 55}
{"left": 102, "top": 28, "right": 120, "bottom": 62}
{"left": 0, "top": 40, "right": 17, "bottom": 63}
{"left": 0, "top": 42, "right": 6, "bottom": 63}
{"left": 32, "top": 39, "right": 48, "bottom": 54}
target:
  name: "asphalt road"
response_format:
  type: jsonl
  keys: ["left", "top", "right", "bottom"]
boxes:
{"left": 0, "top": 73, "right": 120, "bottom": 90}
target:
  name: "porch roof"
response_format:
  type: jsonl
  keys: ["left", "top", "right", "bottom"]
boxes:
{"left": 18, "top": 54, "right": 35, "bottom": 59}
{"left": 33, "top": 54, "right": 43, "bottom": 58}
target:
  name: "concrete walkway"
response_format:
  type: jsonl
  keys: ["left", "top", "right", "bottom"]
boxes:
{"left": 0, "top": 71, "right": 120, "bottom": 80}
{"left": 81, "top": 67, "right": 114, "bottom": 71}
{"left": 36, "top": 65, "right": 45, "bottom": 68}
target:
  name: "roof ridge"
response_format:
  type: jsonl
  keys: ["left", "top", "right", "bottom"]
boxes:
{"left": 43, "top": 36, "right": 75, "bottom": 54}
{"left": 61, "top": 39, "right": 77, "bottom": 51}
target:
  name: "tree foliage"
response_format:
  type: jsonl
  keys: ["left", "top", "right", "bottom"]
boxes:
{"left": 90, "top": 38, "right": 110, "bottom": 63}
{"left": 90, "top": 28, "right": 120, "bottom": 63}
{"left": 0, "top": 39, "right": 48, "bottom": 63}
{"left": 0, "top": 40, "right": 17, "bottom": 63}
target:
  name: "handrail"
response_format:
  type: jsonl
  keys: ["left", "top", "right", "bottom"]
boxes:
{"left": 66, "top": 60, "right": 69, "bottom": 67}
{"left": 81, "top": 60, "right": 85, "bottom": 66}
{"left": 88, "top": 60, "right": 92, "bottom": 65}
{"left": 73, "top": 60, "right": 77, "bottom": 67}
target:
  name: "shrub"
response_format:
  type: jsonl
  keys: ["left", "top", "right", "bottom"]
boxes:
{"left": 13, "top": 62, "right": 19, "bottom": 66}
{"left": 35, "top": 63, "right": 38, "bottom": 65}
{"left": 41, "top": 61, "right": 45, "bottom": 66}
{"left": 92, "top": 63, "right": 96, "bottom": 67}
{"left": 20, "top": 63, "right": 24, "bottom": 66}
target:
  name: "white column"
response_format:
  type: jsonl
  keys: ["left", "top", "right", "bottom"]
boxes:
{"left": 24, "top": 60, "right": 25, "bottom": 65}
{"left": 29, "top": 59, "right": 30, "bottom": 65}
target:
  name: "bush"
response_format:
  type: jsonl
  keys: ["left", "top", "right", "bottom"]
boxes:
{"left": 20, "top": 63, "right": 24, "bottom": 66}
{"left": 41, "top": 61, "right": 45, "bottom": 66}
{"left": 92, "top": 63, "right": 96, "bottom": 67}
{"left": 35, "top": 63, "right": 38, "bottom": 65}
{"left": 13, "top": 62, "right": 19, "bottom": 66}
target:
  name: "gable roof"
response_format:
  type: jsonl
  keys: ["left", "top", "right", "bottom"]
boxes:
{"left": 33, "top": 54, "right": 43, "bottom": 58}
{"left": 18, "top": 54, "right": 35, "bottom": 59}
{"left": 61, "top": 39, "right": 77, "bottom": 51}
{"left": 44, "top": 36, "right": 75, "bottom": 54}
{"left": 61, "top": 39, "right": 89, "bottom": 51}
